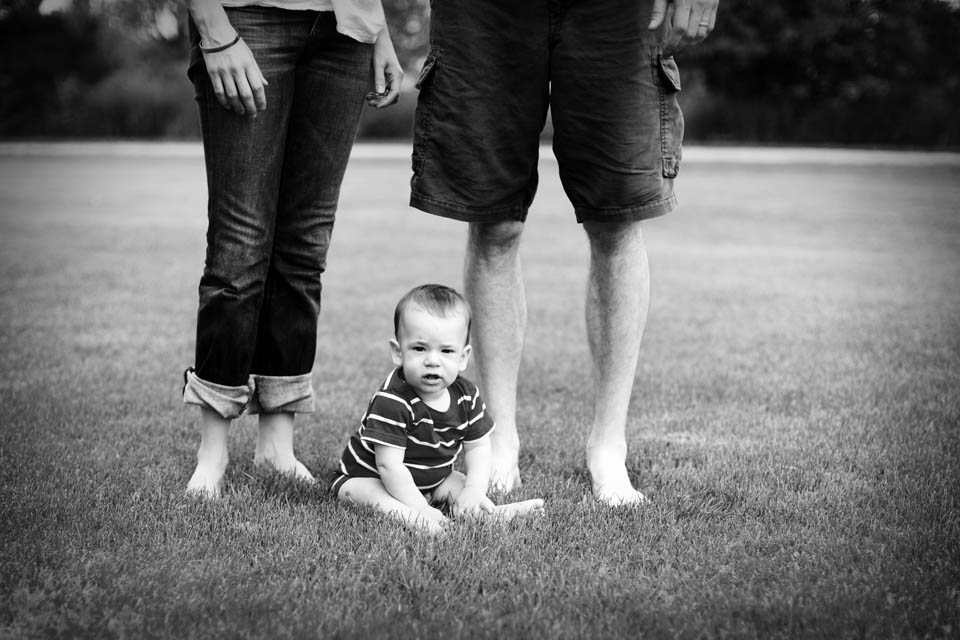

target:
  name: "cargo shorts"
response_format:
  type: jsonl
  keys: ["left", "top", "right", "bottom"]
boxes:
{"left": 409, "top": 0, "right": 684, "bottom": 224}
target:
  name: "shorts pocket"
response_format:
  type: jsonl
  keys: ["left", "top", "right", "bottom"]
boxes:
{"left": 657, "top": 53, "right": 684, "bottom": 179}
{"left": 412, "top": 48, "right": 442, "bottom": 176}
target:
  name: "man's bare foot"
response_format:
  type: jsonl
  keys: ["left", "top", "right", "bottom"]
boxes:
{"left": 587, "top": 445, "right": 648, "bottom": 507}
{"left": 489, "top": 435, "right": 522, "bottom": 493}
{"left": 491, "top": 498, "right": 545, "bottom": 522}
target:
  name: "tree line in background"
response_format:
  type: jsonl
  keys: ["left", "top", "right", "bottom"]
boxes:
{"left": 1, "top": 0, "right": 958, "bottom": 147}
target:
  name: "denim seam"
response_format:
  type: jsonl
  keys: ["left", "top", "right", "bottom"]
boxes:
{"left": 655, "top": 47, "right": 669, "bottom": 178}
{"left": 182, "top": 369, "right": 253, "bottom": 419}
{"left": 249, "top": 373, "right": 315, "bottom": 414}
{"left": 656, "top": 48, "right": 682, "bottom": 180}
{"left": 410, "top": 192, "right": 528, "bottom": 222}
{"left": 574, "top": 193, "right": 677, "bottom": 223}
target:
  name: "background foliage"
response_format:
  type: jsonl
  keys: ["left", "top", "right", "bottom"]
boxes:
{"left": 1, "top": 0, "right": 958, "bottom": 145}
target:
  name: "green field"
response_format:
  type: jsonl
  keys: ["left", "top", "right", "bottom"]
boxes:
{"left": 1, "top": 144, "right": 959, "bottom": 639}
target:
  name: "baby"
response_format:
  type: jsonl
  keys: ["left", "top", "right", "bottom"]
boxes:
{"left": 332, "top": 284, "right": 544, "bottom": 533}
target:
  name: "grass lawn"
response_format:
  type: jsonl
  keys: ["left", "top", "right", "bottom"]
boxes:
{"left": 1, "top": 143, "right": 958, "bottom": 639}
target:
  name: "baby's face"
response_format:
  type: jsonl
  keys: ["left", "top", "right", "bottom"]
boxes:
{"left": 391, "top": 305, "right": 471, "bottom": 403}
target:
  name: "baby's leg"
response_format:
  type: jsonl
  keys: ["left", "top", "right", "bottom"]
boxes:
{"left": 490, "top": 499, "right": 545, "bottom": 521}
{"left": 337, "top": 477, "right": 447, "bottom": 535}
{"left": 186, "top": 407, "right": 230, "bottom": 498}
{"left": 429, "top": 471, "right": 467, "bottom": 506}
{"left": 431, "top": 471, "right": 545, "bottom": 523}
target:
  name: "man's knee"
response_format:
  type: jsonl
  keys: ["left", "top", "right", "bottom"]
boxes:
{"left": 468, "top": 221, "right": 525, "bottom": 258}
{"left": 583, "top": 219, "right": 646, "bottom": 255}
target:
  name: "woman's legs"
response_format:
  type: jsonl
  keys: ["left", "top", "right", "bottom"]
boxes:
{"left": 249, "top": 14, "right": 373, "bottom": 476}
{"left": 186, "top": 11, "right": 374, "bottom": 493}
{"left": 185, "top": 10, "right": 350, "bottom": 492}
{"left": 186, "top": 408, "right": 231, "bottom": 497}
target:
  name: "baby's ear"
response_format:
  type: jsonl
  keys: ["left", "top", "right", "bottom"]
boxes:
{"left": 459, "top": 344, "right": 472, "bottom": 371}
{"left": 389, "top": 338, "right": 402, "bottom": 366}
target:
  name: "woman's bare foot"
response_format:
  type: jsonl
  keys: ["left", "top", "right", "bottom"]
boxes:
{"left": 186, "top": 454, "right": 228, "bottom": 498}
{"left": 254, "top": 412, "right": 315, "bottom": 483}
{"left": 185, "top": 408, "right": 230, "bottom": 498}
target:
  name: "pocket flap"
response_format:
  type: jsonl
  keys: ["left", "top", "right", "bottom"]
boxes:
{"left": 415, "top": 50, "right": 441, "bottom": 91}
{"left": 658, "top": 55, "right": 682, "bottom": 93}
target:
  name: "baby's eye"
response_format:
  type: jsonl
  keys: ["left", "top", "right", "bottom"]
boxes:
{"left": 442, "top": 348, "right": 456, "bottom": 354}
{"left": 412, "top": 346, "right": 426, "bottom": 352}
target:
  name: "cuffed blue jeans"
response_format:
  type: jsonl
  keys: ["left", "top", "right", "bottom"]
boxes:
{"left": 184, "top": 8, "right": 372, "bottom": 419}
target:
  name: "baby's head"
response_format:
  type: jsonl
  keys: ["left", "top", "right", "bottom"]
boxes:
{"left": 391, "top": 285, "right": 472, "bottom": 401}
{"left": 394, "top": 284, "right": 472, "bottom": 346}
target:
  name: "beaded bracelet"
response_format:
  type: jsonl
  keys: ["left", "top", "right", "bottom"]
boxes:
{"left": 200, "top": 34, "right": 241, "bottom": 54}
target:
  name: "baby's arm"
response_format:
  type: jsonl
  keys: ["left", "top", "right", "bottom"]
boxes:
{"left": 375, "top": 445, "right": 446, "bottom": 525}
{"left": 451, "top": 437, "right": 496, "bottom": 519}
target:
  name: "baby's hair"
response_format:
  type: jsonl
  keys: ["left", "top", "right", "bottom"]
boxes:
{"left": 394, "top": 284, "right": 472, "bottom": 343}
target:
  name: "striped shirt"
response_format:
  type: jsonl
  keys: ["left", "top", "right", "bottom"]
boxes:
{"left": 334, "top": 368, "right": 495, "bottom": 492}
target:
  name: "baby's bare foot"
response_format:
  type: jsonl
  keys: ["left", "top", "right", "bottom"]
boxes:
{"left": 491, "top": 498, "right": 545, "bottom": 522}
{"left": 414, "top": 516, "right": 448, "bottom": 536}
{"left": 399, "top": 507, "right": 448, "bottom": 536}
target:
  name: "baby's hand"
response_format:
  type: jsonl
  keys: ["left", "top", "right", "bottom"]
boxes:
{"left": 413, "top": 505, "right": 448, "bottom": 534}
{"left": 452, "top": 486, "right": 495, "bottom": 519}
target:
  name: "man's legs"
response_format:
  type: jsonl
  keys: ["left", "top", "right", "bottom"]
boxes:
{"left": 583, "top": 219, "right": 650, "bottom": 505}
{"left": 464, "top": 221, "right": 527, "bottom": 493}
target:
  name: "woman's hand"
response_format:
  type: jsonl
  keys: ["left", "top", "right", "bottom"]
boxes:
{"left": 366, "top": 27, "right": 403, "bottom": 109}
{"left": 202, "top": 35, "right": 268, "bottom": 117}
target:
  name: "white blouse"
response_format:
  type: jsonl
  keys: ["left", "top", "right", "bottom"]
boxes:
{"left": 219, "top": 0, "right": 386, "bottom": 43}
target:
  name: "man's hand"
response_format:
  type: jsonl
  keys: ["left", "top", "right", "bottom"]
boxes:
{"left": 649, "top": 0, "right": 719, "bottom": 56}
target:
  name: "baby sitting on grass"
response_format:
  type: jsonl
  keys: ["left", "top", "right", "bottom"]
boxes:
{"left": 332, "top": 284, "right": 543, "bottom": 534}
